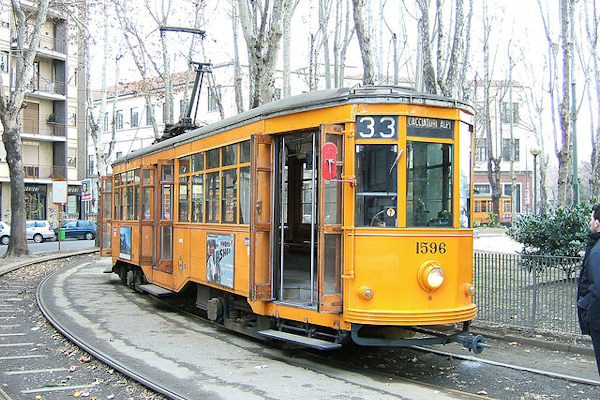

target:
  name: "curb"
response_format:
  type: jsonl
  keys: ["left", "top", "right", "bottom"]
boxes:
{"left": 472, "top": 324, "right": 595, "bottom": 357}
{"left": 0, "top": 248, "right": 99, "bottom": 276}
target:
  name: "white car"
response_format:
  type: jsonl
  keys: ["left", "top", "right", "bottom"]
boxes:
{"left": 26, "top": 220, "right": 56, "bottom": 243}
{"left": 0, "top": 221, "right": 10, "bottom": 245}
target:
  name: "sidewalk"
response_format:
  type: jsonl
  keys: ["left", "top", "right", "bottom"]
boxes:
{"left": 0, "top": 248, "right": 99, "bottom": 276}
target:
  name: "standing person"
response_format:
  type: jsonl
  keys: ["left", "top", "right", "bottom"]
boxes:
{"left": 577, "top": 204, "right": 600, "bottom": 376}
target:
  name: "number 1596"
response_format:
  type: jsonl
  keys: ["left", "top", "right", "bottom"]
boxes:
{"left": 416, "top": 241, "right": 447, "bottom": 254}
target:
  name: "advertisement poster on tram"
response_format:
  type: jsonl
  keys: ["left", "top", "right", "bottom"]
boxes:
{"left": 119, "top": 226, "right": 132, "bottom": 260}
{"left": 206, "top": 233, "right": 234, "bottom": 288}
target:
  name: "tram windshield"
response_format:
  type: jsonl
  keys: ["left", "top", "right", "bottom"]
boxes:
{"left": 355, "top": 144, "right": 398, "bottom": 227}
{"left": 406, "top": 142, "right": 453, "bottom": 227}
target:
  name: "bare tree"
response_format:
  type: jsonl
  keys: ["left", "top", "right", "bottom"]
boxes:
{"left": 231, "top": 1, "right": 245, "bottom": 111}
{"left": 539, "top": 0, "right": 575, "bottom": 206}
{"left": 333, "top": 0, "right": 354, "bottom": 87}
{"left": 0, "top": 0, "right": 50, "bottom": 257}
{"left": 582, "top": 0, "right": 600, "bottom": 201}
{"left": 415, "top": 0, "right": 470, "bottom": 100}
{"left": 237, "top": 0, "right": 292, "bottom": 108}
{"left": 352, "top": 0, "right": 375, "bottom": 85}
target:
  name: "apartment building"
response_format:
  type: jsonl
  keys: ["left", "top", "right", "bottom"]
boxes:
{"left": 472, "top": 81, "right": 537, "bottom": 220}
{"left": 0, "top": 3, "right": 86, "bottom": 225}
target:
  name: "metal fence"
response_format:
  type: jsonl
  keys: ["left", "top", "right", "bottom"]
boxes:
{"left": 473, "top": 251, "right": 583, "bottom": 336}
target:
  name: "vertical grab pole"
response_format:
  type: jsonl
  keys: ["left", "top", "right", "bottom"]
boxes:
{"left": 310, "top": 133, "right": 316, "bottom": 305}
{"left": 280, "top": 138, "right": 286, "bottom": 300}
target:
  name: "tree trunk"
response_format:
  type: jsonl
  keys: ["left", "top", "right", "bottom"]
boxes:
{"left": 417, "top": 0, "right": 437, "bottom": 94}
{"left": 557, "top": 0, "right": 574, "bottom": 205}
{"left": 0, "top": 0, "right": 51, "bottom": 257}
{"left": 352, "top": 0, "right": 375, "bottom": 85}
{"left": 232, "top": 2, "right": 245, "bottom": 112}
{"left": 237, "top": 0, "right": 291, "bottom": 108}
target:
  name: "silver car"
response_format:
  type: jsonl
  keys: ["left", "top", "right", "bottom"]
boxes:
{"left": 26, "top": 220, "right": 56, "bottom": 243}
{"left": 0, "top": 221, "right": 10, "bottom": 245}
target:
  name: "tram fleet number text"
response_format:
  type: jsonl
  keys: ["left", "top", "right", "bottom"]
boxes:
{"left": 416, "top": 241, "right": 447, "bottom": 254}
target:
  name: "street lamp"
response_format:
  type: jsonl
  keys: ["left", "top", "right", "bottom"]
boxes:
{"left": 530, "top": 146, "right": 541, "bottom": 213}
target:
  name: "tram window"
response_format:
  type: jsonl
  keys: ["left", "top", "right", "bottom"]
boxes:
{"left": 207, "top": 149, "right": 220, "bottom": 169}
{"left": 121, "top": 189, "right": 127, "bottom": 221}
{"left": 142, "top": 187, "right": 153, "bottom": 220}
{"left": 143, "top": 169, "right": 153, "bottom": 185}
{"left": 240, "top": 141, "right": 251, "bottom": 163}
{"left": 205, "top": 172, "right": 220, "bottom": 223}
{"left": 103, "top": 192, "right": 112, "bottom": 219}
{"left": 406, "top": 142, "right": 453, "bottom": 227}
{"left": 191, "top": 175, "right": 204, "bottom": 222}
{"left": 134, "top": 169, "right": 140, "bottom": 183}
{"left": 126, "top": 186, "right": 134, "bottom": 220}
{"left": 179, "top": 157, "right": 190, "bottom": 175}
{"left": 114, "top": 188, "right": 120, "bottom": 220}
{"left": 192, "top": 153, "right": 204, "bottom": 172}
{"left": 355, "top": 144, "right": 398, "bottom": 227}
{"left": 161, "top": 185, "right": 172, "bottom": 220}
{"left": 301, "top": 163, "right": 314, "bottom": 224}
{"left": 161, "top": 165, "right": 173, "bottom": 182}
{"left": 179, "top": 177, "right": 190, "bottom": 222}
{"left": 222, "top": 169, "right": 237, "bottom": 223}
{"left": 160, "top": 226, "right": 172, "bottom": 260}
{"left": 239, "top": 167, "right": 250, "bottom": 224}
{"left": 222, "top": 144, "right": 237, "bottom": 166}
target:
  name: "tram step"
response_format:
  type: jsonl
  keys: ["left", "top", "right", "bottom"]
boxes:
{"left": 258, "top": 329, "right": 342, "bottom": 350}
{"left": 139, "top": 284, "right": 175, "bottom": 297}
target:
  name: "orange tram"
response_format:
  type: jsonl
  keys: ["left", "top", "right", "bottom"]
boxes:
{"left": 99, "top": 86, "right": 487, "bottom": 352}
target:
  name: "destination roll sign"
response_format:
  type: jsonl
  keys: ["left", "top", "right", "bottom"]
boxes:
{"left": 406, "top": 117, "right": 454, "bottom": 139}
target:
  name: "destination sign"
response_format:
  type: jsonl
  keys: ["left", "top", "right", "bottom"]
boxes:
{"left": 406, "top": 117, "right": 454, "bottom": 139}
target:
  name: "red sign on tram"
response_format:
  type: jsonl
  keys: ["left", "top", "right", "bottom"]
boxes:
{"left": 321, "top": 142, "right": 338, "bottom": 181}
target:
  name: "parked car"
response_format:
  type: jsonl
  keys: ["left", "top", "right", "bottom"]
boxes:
{"left": 26, "top": 220, "right": 56, "bottom": 243}
{"left": 0, "top": 221, "right": 10, "bottom": 245}
{"left": 54, "top": 220, "right": 96, "bottom": 240}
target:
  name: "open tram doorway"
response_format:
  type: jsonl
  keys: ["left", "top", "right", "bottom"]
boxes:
{"left": 275, "top": 132, "right": 318, "bottom": 307}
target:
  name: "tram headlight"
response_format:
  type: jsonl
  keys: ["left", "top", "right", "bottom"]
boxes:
{"left": 464, "top": 283, "right": 476, "bottom": 296}
{"left": 358, "top": 286, "right": 374, "bottom": 300}
{"left": 417, "top": 260, "right": 445, "bottom": 292}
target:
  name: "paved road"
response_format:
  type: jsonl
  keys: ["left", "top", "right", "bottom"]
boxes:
{"left": 0, "top": 239, "right": 95, "bottom": 258}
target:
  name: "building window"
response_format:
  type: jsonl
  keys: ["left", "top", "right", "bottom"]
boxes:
{"left": 474, "top": 184, "right": 490, "bottom": 195}
{"left": 0, "top": 51, "right": 8, "bottom": 72}
{"left": 475, "top": 138, "right": 487, "bottom": 162}
{"left": 179, "top": 99, "right": 188, "bottom": 120}
{"left": 502, "top": 138, "right": 520, "bottom": 162}
{"left": 88, "top": 155, "right": 95, "bottom": 175}
{"left": 130, "top": 108, "right": 139, "bottom": 128}
{"left": 116, "top": 151, "right": 123, "bottom": 159}
{"left": 103, "top": 112, "right": 109, "bottom": 132}
{"left": 116, "top": 110, "right": 123, "bottom": 130}
{"left": 68, "top": 147, "right": 77, "bottom": 168}
{"left": 501, "top": 102, "right": 519, "bottom": 124}
{"left": 145, "top": 105, "right": 153, "bottom": 126}
{"left": 208, "top": 86, "right": 221, "bottom": 112}
{"left": 68, "top": 106, "right": 76, "bottom": 127}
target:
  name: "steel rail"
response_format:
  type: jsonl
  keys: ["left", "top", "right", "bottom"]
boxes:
{"left": 36, "top": 262, "right": 186, "bottom": 400}
{"left": 411, "top": 345, "right": 600, "bottom": 387}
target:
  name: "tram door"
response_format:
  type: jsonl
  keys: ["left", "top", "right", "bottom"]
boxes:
{"left": 140, "top": 165, "right": 155, "bottom": 268}
{"left": 156, "top": 161, "right": 174, "bottom": 273}
{"left": 317, "top": 124, "right": 343, "bottom": 313}
{"left": 99, "top": 176, "right": 113, "bottom": 257}
{"left": 250, "top": 135, "right": 275, "bottom": 301}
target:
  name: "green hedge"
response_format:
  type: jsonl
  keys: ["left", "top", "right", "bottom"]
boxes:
{"left": 507, "top": 203, "right": 593, "bottom": 257}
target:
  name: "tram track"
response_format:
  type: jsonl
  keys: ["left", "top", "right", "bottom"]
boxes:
{"left": 29, "top": 256, "right": 600, "bottom": 400}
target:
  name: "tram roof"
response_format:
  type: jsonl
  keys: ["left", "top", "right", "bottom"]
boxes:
{"left": 114, "top": 85, "right": 474, "bottom": 166}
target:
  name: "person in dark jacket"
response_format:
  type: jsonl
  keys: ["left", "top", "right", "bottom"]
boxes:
{"left": 577, "top": 204, "right": 600, "bottom": 376}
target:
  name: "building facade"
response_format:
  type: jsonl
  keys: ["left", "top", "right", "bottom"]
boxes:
{"left": 472, "top": 81, "right": 537, "bottom": 224}
{"left": 0, "top": 3, "right": 86, "bottom": 226}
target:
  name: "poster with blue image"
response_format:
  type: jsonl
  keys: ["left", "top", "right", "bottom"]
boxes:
{"left": 119, "top": 226, "right": 132, "bottom": 260}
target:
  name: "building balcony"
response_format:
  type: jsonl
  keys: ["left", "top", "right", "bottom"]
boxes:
{"left": 11, "top": 31, "right": 67, "bottom": 60}
{"left": 21, "top": 118, "right": 66, "bottom": 142}
{"left": 23, "top": 164, "right": 66, "bottom": 180}
{"left": 27, "top": 77, "right": 66, "bottom": 99}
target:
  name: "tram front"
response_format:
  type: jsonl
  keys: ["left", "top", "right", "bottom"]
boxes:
{"left": 336, "top": 108, "right": 485, "bottom": 353}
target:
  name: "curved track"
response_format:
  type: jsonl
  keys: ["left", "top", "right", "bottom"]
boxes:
{"left": 33, "top": 258, "right": 600, "bottom": 400}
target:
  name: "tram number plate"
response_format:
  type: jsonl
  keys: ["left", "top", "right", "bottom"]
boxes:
{"left": 416, "top": 241, "right": 447, "bottom": 254}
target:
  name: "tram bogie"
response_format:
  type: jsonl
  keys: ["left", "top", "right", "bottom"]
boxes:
{"left": 99, "top": 86, "right": 486, "bottom": 353}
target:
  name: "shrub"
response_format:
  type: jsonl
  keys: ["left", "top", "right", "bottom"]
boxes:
{"left": 507, "top": 202, "right": 592, "bottom": 258}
